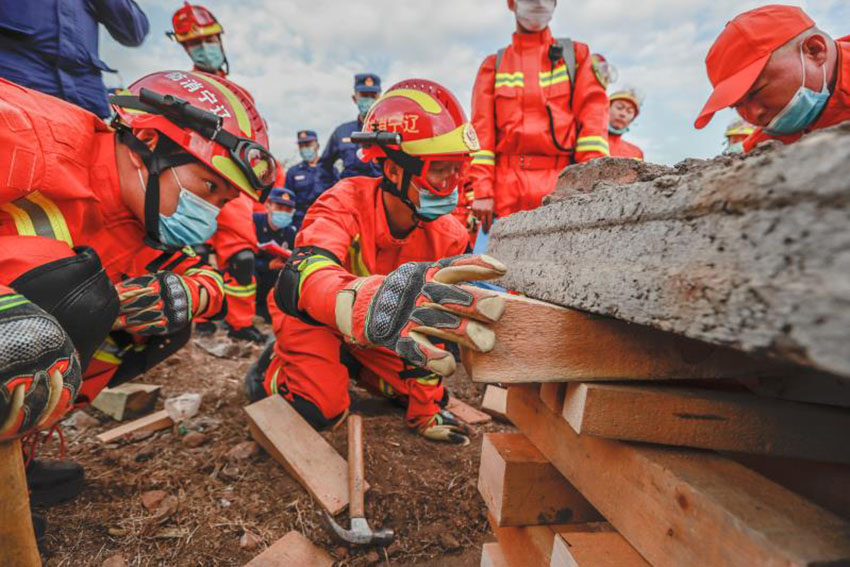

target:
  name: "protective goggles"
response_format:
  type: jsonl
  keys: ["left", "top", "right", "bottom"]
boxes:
{"left": 221, "top": 136, "right": 278, "bottom": 200}
{"left": 414, "top": 157, "right": 470, "bottom": 198}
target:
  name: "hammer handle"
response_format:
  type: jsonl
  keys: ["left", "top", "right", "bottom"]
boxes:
{"left": 348, "top": 414, "right": 365, "bottom": 519}
{"left": 0, "top": 438, "right": 42, "bottom": 567}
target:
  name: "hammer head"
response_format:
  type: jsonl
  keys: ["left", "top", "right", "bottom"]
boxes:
{"left": 324, "top": 513, "right": 395, "bottom": 546}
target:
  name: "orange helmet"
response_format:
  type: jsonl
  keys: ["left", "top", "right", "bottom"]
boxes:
{"left": 110, "top": 71, "right": 277, "bottom": 246}
{"left": 609, "top": 87, "right": 644, "bottom": 117}
{"left": 169, "top": 2, "right": 223, "bottom": 43}
{"left": 355, "top": 78, "right": 479, "bottom": 199}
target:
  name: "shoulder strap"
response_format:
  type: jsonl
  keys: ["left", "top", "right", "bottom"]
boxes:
{"left": 494, "top": 47, "right": 507, "bottom": 85}
{"left": 556, "top": 37, "right": 576, "bottom": 108}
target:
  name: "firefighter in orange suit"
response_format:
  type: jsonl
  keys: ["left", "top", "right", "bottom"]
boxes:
{"left": 0, "top": 71, "right": 276, "bottom": 508}
{"left": 245, "top": 79, "right": 507, "bottom": 445}
{"left": 169, "top": 2, "right": 265, "bottom": 342}
{"left": 608, "top": 88, "right": 644, "bottom": 160}
{"left": 469, "top": 0, "right": 610, "bottom": 232}
{"left": 695, "top": 5, "right": 850, "bottom": 153}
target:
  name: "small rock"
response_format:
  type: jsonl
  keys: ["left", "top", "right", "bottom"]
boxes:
{"left": 182, "top": 431, "right": 207, "bottom": 448}
{"left": 134, "top": 446, "right": 156, "bottom": 462}
{"left": 153, "top": 495, "right": 179, "bottom": 521}
{"left": 194, "top": 338, "right": 239, "bottom": 358}
{"left": 334, "top": 546, "right": 349, "bottom": 559}
{"left": 219, "top": 498, "right": 231, "bottom": 508}
{"left": 440, "top": 533, "right": 460, "bottom": 551}
{"left": 65, "top": 411, "right": 99, "bottom": 430}
{"left": 239, "top": 531, "right": 263, "bottom": 550}
{"left": 101, "top": 554, "right": 127, "bottom": 567}
{"left": 226, "top": 441, "right": 260, "bottom": 461}
{"left": 365, "top": 550, "right": 381, "bottom": 564}
{"left": 140, "top": 490, "right": 167, "bottom": 511}
{"left": 107, "top": 527, "right": 129, "bottom": 537}
{"left": 128, "top": 429, "right": 155, "bottom": 443}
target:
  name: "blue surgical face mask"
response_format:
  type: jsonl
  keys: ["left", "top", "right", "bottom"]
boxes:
{"left": 299, "top": 146, "right": 317, "bottom": 163}
{"left": 609, "top": 125, "right": 629, "bottom": 136}
{"left": 270, "top": 210, "right": 293, "bottom": 229}
{"left": 356, "top": 95, "right": 375, "bottom": 118}
{"left": 416, "top": 187, "right": 458, "bottom": 221}
{"left": 724, "top": 141, "right": 745, "bottom": 155}
{"left": 764, "top": 46, "right": 830, "bottom": 136}
{"left": 188, "top": 42, "right": 225, "bottom": 72}
{"left": 154, "top": 168, "right": 220, "bottom": 246}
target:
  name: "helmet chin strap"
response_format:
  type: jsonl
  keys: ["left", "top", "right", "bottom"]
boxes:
{"left": 378, "top": 146, "right": 435, "bottom": 223}
{"left": 117, "top": 128, "right": 198, "bottom": 250}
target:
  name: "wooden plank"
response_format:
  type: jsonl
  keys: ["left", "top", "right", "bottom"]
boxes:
{"left": 96, "top": 409, "right": 173, "bottom": 443}
{"left": 0, "top": 439, "right": 40, "bottom": 567}
{"left": 245, "top": 395, "right": 364, "bottom": 516}
{"left": 462, "top": 294, "right": 769, "bottom": 384}
{"left": 482, "top": 386, "right": 509, "bottom": 421}
{"left": 740, "top": 372, "right": 850, "bottom": 408}
{"left": 479, "top": 433, "right": 601, "bottom": 527}
{"left": 481, "top": 542, "right": 510, "bottom": 567}
{"left": 243, "top": 530, "right": 333, "bottom": 567}
{"left": 487, "top": 513, "right": 563, "bottom": 567}
{"left": 447, "top": 396, "right": 492, "bottom": 425}
{"left": 731, "top": 454, "right": 850, "bottom": 520}
{"left": 91, "top": 383, "right": 161, "bottom": 421}
{"left": 506, "top": 384, "right": 850, "bottom": 567}
{"left": 540, "top": 383, "right": 566, "bottom": 414}
{"left": 550, "top": 530, "right": 650, "bottom": 567}
{"left": 562, "top": 383, "right": 850, "bottom": 464}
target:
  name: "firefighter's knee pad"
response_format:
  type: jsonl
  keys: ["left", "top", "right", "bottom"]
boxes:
{"left": 289, "top": 393, "right": 345, "bottom": 431}
{"left": 107, "top": 325, "right": 192, "bottom": 387}
{"left": 227, "top": 249, "right": 255, "bottom": 286}
{"left": 11, "top": 246, "right": 119, "bottom": 371}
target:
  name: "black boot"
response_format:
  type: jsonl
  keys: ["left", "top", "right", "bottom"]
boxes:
{"left": 244, "top": 341, "right": 275, "bottom": 402}
{"left": 194, "top": 321, "right": 218, "bottom": 336}
{"left": 228, "top": 325, "right": 267, "bottom": 344}
{"left": 27, "top": 458, "right": 84, "bottom": 506}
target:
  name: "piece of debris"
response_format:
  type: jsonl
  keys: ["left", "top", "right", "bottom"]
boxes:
{"left": 107, "top": 528, "right": 129, "bottom": 538}
{"left": 193, "top": 337, "right": 240, "bottom": 359}
{"left": 101, "top": 554, "right": 127, "bottom": 567}
{"left": 446, "top": 396, "right": 492, "bottom": 425}
{"left": 97, "top": 410, "right": 173, "bottom": 444}
{"left": 439, "top": 533, "right": 461, "bottom": 551}
{"left": 91, "top": 383, "right": 161, "bottom": 421}
{"left": 240, "top": 530, "right": 263, "bottom": 550}
{"left": 226, "top": 440, "right": 260, "bottom": 461}
{"left": 244, "top": 530, "right": 334, "bottom": 567}
{"left": 64, "top": 410, "right": 100, "bottom": 430}
{"left": 364, "top": 550, "right": 381, "bottom": 564}
{"left": 140, "top": 490, "right": 167, "bottom": 511}
{"left": 164, "top": 393, "right": 202, "bottom": 422}
{"left": 181, "top": 431, "right": 207, "bottom": 448}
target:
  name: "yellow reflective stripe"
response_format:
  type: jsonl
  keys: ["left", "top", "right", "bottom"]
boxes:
{"left": 92, "top": 349, "right": 122, "bottom": 365}
{"left": 540, "top": 73, "right": 570, "bottom": 88}
{"left": 92, "top": 336, "right": 125, "bottom": 365}
{"left": 185, "top": 267, "right": 225, "bottom": 292}
{"left": 495, "top": 72, "right": 523, "bottom": 80}
{"left": 471, "top": 149, "right": 495, "bottom": 166}
{"left": 0, "top": 294, "right": 28, "bottom": 312}
{"left": 26, "top": 192, "right": 73, "bottom": 247}
{"left": 540, "top": 64, "right": 567, "bottom": 79}
{"left": 192, "top": 72, "right": 251, "bottom": 137}
{"left": 0, "top": 202, "right": 36, "bottom": 236}
{"left": 297, "top": 256, "right": 338, "bottom": 295}
{"left": 347, "top": 235, "right": 371, "bottom": 277}
{"left": 576, "top": 136, "right": 610, "bottom": 154}
{"left": 224, "top": 282, "right": 257, "bottom": 297}
{"left": 576, "top": 145, "right": 610, "bottom": 156}
{"left": 495, "top": 80, "right": 524, "bottom": 88}
{"left": 473, "top": 150, "right": 494, "bottom": 157}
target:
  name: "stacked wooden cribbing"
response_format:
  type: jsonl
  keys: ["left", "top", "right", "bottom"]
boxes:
{"left": 469, "top": 127, "right": 850, "bottom": 567}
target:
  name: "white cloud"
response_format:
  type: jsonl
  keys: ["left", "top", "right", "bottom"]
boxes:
{"left": 100, "top": 0, "right": 847, "bottom": 165}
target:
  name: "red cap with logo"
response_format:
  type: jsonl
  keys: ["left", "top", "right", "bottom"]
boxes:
{"left": 694, "top": 4, "right": 815, "bottom": 129}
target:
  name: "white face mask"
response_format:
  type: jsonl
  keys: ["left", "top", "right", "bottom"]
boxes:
{"left": 515, "top": 0, "right": 555, "bottom": 32}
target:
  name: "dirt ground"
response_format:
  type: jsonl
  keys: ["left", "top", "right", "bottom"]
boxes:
{"left": 37, "top": 323, "right": 510, "bottom": 567}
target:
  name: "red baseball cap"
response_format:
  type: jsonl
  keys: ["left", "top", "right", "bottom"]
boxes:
{"left": 694, "top": 4, "right": 815, "bottom": 129}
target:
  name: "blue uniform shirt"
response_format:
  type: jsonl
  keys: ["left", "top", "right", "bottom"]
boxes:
{"left": 253, "top": 212, "right": 296, "bottom": 270}
{"left": 0, "top": 0, "right": 149, "bottom": 118}
{"left": 317, "top": 118, "right": 382, "bottom": 190}
{"left": 284, "top": 160, "right": 333, "bottom": 227}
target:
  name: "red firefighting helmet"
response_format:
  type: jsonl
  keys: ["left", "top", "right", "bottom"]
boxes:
{"left": 358, "top": 78, "right": 479, "bottom": 197}
{"left": 609, "top": 87, "right": 644, "bottom": 117}
{"left": 170, "top": 2, "right": 223, "bottom": 43}
{"left": 724, "top": 118, "right": 756, "bottom": 138}
{"left": 111, "top": 70, "right": 275, "bottom": 202}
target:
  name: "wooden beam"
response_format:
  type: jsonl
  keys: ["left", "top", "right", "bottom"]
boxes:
{"left": 487, "top": 513, "right": 566, "bottom": 567}
{"left": 550, "top": 530, "right": 650, "bottom": 567}
{"left": 96, "top": 409, "right": 173, "bottom": 443}
{"left": 481, "top": 542, "right": 510, "bottom": 567}
{"left": 562, "top": 383, "right": 850, "bottom": 464}
{"left": 506, "top": 384, "right": 850, "bottom": 567}
{"left": 243, "top": 530, "right": 333, "bottom": 567}
{"left": 740, "top": 372, "right": 850, "bottom": 409}
{"left": 462, "top": 294, "right": 769, "bottom": 384}
{"left": 479, "top": 433, "right": 601, "bottom": 527}
{"left": 0, "top": 439, "right": 40, "bottom": 567}
{"left": 245, "top": 395, "right": 365, "bottom": 516}
{"left": 446, "top": 396, "right": 492, "bottom": 425}
{"left": 91, "top": 383, "right": 161, "bottom": 421}
{"left": 731, "top": 454, "right": 850, "bottom": 521}
{"left": 482, "top": 386, "right": 509, "bottom": 421}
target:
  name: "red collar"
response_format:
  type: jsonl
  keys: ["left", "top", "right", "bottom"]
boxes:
{"left": 512, "top": 27, "right": 553, "bottom": 50}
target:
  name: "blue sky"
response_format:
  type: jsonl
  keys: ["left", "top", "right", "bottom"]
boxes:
{"left": 101, "top": 1, "right": 849, "bottom": 166}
